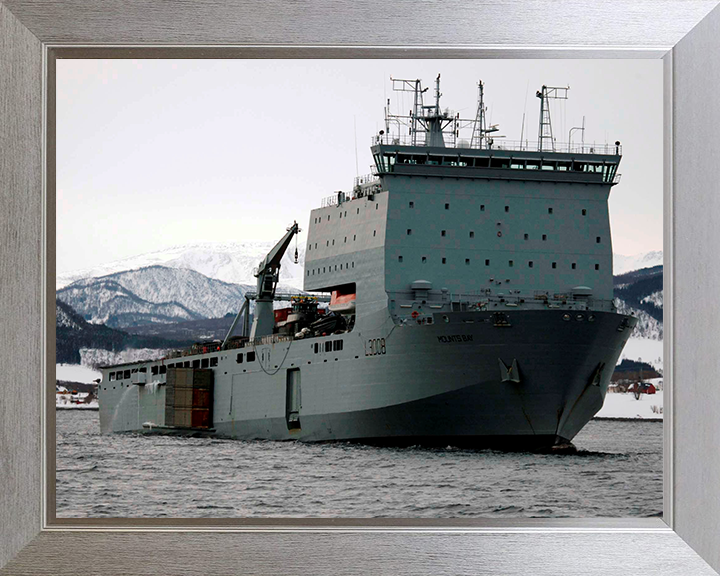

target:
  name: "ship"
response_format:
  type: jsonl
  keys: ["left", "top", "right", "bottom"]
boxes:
{"left": 98, "top": 75, "right": 636, "bottom": 450}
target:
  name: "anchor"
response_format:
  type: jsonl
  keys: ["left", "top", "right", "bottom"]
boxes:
{"left": 498, "top": 358, "right": 521, "bottom": 383}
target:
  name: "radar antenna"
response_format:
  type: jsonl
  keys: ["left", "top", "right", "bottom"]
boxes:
{"left": 536, "top": 85, "right": 569, "bottom": 152}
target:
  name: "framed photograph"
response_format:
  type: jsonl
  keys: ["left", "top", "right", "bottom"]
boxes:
{"left": 2, "top": 1, "right": 720, "bottom": 574}
{"left": 53, "top": 58, "right": 664, "bottom": 521}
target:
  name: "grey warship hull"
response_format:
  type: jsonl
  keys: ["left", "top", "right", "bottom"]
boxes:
{"left": 99, "top": 309, "right": 635, "bottom": 448}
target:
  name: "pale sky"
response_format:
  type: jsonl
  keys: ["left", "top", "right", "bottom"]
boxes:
{"left": 57, "top": 59, "right": 662, "bottom": 275}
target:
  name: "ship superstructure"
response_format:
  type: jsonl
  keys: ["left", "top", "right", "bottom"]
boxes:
{"left": 98, "top": 76, "right": 635, "bottom": 449}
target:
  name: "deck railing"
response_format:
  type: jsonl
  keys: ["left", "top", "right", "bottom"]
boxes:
{"left": 373, "top": 134, "right": 622, "bottom": 156}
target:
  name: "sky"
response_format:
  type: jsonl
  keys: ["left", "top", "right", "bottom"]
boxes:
{"left": 57, "top": 59, "right": 662, "bottom": 275}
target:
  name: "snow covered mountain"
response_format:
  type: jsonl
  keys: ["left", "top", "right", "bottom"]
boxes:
{"left": 613, "top": 251, "right": 663, "bottom": 275}
{"left": 57, "top": 241, "right": 306, "bottom": 291}
{"left": 55, "top": 298, "right": 181, "bottom": 364}
{"left": 57, "top": 266, "right": 252, "bottom": 328}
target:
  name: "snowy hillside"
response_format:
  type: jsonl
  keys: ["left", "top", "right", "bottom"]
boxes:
{"left": 641, "top": 291, "right": 662, "bottom": 308}
{"left": 614, "top": 298, "right": 663, "bottom": 341}
{"left": 57, "top": 241, "right": 306, "bottom": 291}
{"left": 613, "top": 251, "right": 663, "bottom": 275}
{"left": 57, "top": 266, "right": 252, "bottom": 328}
{"left": 80, "top": 347, "right": 169, "bottom": 369}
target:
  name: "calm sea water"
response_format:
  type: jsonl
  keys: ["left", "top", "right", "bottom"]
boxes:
{"left": 56, "top": 411, "right": 662, "bottom": 518}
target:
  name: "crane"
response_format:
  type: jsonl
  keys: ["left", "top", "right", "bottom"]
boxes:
{"left": 221, "top": 221, "right": 303, "bottom": 348}
{"left": 248, "top": 221, "right": 300, "bottom": 340}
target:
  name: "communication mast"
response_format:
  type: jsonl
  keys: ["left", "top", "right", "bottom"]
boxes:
{"left": 383, "top": 75, "right": 500, "bottom": 149}
{"left": 387, "top": 75, "right": 454, "bottom": 147}
{"left": 536, "top": 85, "right": 569, "bottom": 152}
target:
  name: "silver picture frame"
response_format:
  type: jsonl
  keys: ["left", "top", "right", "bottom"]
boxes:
{"left": 2, "top": 1, "right": 720, "bottom": 574}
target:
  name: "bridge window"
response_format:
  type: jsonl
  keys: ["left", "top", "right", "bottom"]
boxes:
{"left": 325, "top": 341, "right": 332, "bottom": 352}
{"left": 201, "top": 358, "right": 209, "bottom": 368}
{"left": 210, "top": 357, "right": 218, "bottom": 367}
{"left": 109, "top": 372, "right": 115, "bottom": 381}
{"left": 124, "top": 370, "right": 130, "bottom": 379}
{"left": 333, "top": 340, "right": 343, "bottom": 351}
{"left": 246, "top": 351, "right": 256, "bottom": 362}
{"left": 151, "top": 366, "right": 158, "bottom": 375}
{"left": 193, "top": 360, "right": 200, "bottom": 369}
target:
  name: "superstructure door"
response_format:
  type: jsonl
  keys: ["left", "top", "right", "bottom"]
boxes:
{"left": 285, "top": 368, "right": 301, "bottom": 431}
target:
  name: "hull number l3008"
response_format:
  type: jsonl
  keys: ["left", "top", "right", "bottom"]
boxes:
{"left": 365, "top": 338, "right": 386, "bottom": 356}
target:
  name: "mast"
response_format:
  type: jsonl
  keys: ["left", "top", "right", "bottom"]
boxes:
{"left": 469, "top": 80, "right": 499, "bottom": 149}
{"left": 536, "top": 85, "right": 569, "bottom": 152}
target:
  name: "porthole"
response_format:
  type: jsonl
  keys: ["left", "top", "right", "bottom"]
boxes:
{"left": 562, "top": 314, "right": 571, "bottom": 321}
{"left": 588, "top": 315, "right": 596, "bottom": 322}
{"left": 443, "top": 315, "right": 449, "bottom": 323}
{"left": 576, "top": 314, "right": 584, "bottom": 322}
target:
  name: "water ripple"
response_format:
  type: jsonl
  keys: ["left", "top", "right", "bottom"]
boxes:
{"left": 56, "top": 412, "right": 662, "bottom": 518}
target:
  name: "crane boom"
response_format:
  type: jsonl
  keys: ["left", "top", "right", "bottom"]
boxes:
{"left": 249, "top": 221, "right": 301, "bottom": 339}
